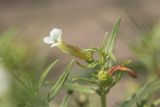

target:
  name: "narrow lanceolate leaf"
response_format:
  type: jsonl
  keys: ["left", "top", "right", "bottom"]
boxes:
{"left": 102, "top": 32, "right": 109, "bottom": 49}
{"left": 72, "top": 77, "right": 99, "bottom": 85}
{"left": 60, "top": 90, "right": 73, "bottom": 107}
{"left": 105, "top": 17, "right": 121, "bottom": 53}
{"left": 64, "top": 83, "right": 95, "bottom": 94}
{"left": 120, "top": 78, "right": 160, "bottom": 107}
{"left": 48, "top": 60, "right": 74, "bottom": 102}
{"left": 37, "top": 60, "right": 58, "bottom": 89}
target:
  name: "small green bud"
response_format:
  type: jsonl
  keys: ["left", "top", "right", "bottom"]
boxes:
{"left": 97, "top": 70, "right": 109, "bottom": 81}
{"left": 97, "top": 70, "right": 113, "bottom": 88}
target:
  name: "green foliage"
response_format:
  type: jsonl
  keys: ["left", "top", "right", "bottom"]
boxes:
{"left": 0, "top": 28, "right": 50, "bottom": 73}
{"left": 105, "top": 17, "right": 121, "bottom": 53}
{"left": 0, "top": 28, "right": 26, "bottom": 70}
{"left": 131, "top": 23, "right": 160, "bottom": 74}
{"left": 104, "top": 17, "right": 121, "bottom": 68}
{"left": 48, "top": 60, "right": 74, "bottom": 102}
{"left": 11, "top": 59, "right": 73, "bottom": 107}
{"left": 126, "top": 20, "right": 160, "bottom": 107}
{"left": 120, "top": 78, "right": 160, "bottom": 107}
{"left": 151, "top": 98, "right": 160, "bottom": 107}
{"left": 2, "top": 17, "right": 157, "bottom": 107}
{"left": 64, "top": 83, "right": 95, "bottom": 94}
{"left": 60, "top": 90, "right": 73, "bottom": 107}
{"left": 37, "top": 60, "right": 58, "bottom": 90}
{"left": 54, "top": 17, "right": 136, "bottom": 107}
{"left": 0, "top": 29, "right": 74, "bottom": 107}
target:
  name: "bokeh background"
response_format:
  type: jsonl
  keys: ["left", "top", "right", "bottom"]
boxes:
{"left": 0, "top": 0, "right": 160, "bottom": 107}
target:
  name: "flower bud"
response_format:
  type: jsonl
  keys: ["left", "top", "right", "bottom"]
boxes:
{"left": 97, "top": 70, "right": 113, "bottom": 88}
{"left": 97, "top": 70, "right": 109, "bottom": 81}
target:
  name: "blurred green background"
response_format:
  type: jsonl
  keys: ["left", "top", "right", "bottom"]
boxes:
{"left": 0, "top": 0, "right": 160, "bottom": 107}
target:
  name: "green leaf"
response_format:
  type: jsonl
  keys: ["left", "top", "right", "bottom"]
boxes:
{"left": 102, "top": 32, "right": 109, "bottom": 49}
{"left": 104, "top": 72, "right": 121, "bottom": 93}
{"left": 151, "top": 98, "right": 160, "bottom": 107}
{"left": 105, "top": 17, "right": 121, "bottom": 53}
{"left": 120, "top": 78, "right": 160, "bottom": 107}
{"left": 121, "top": 60, "right": 132, "bottom": 66}
{"left": 60, "top": 90, "right": 73, "bottom": 107}
{"left": 48, "top": 60, "right": 74, "bottom": 102}
{"left": 76, "top": 61, "right": 100, "bottom": 70}
{"left": 64, "top": 83, "right": 95, "bottom": 94}
{"left": 106, "top": 52, "right": 116, "bottom": 61}
{"left": 72, "top": 77, "right": 99, "bottom": 85}
{"left": 104, "top": 17, "right": 121, "bottom": 68}
{"left": 114, "top": 72, "right": 122, "bottom": 82}
{"left": 87, "top": 61, "right": 100, "bottom": 68}
{"left": 44, "top": 80, "right": 96, "bottom": 94}
{"left": 37, "top": 60, "right": 58, "bottom": 90}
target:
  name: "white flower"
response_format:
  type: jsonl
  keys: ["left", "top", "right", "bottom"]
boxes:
{"left": 43, "top": 28, "right": 62, "bottom": 48}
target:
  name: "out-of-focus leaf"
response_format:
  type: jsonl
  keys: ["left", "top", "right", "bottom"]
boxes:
{"left": 60, "top": 90, "right": 73, "bottom": 107}
{"left": 130, "top": 23, "right": 160, "bottom": 74}
{"left": 87, "top": 61, "right": 100, "bottom": 68}
{"left": 120, "top": 78, "right": 160, "bottom": 107}
{"left": 104, "top": 72, "right": 121, "bottom": 93}
{"left": 106, "top": 52, "right": 116, "bottom": 61}
{"left": 76, "top": 61, "right": 100, "bottom": 70}
{"left": 114, "top": 72, "right": 122, "bottom": 82}
{"left": 121, "top": 60, "right": 132, "bottom": 66}
{"left": 0, "top": 28, "right": 17, "bottom": 44}
{"left": 0, "top": 28, "right": 17, "bottom": 59}
{"left": 37, "top": 60, "right": 58, "bottom": 89}
{"left": 45, "top": 80, "right": 96, "bottom": 94}
{"left": 64, "top": 83, "right": 95, "bottom": 94}
{"left": 136, "top": 99, "right": 147, "bottom": 107}
{"left": 151, "top": 98, "right": 160, "bottom": 107}
{"left": 48, "top": 60, "right": 74, "bottom": 102}
{"left": 72, "top": 77, "right": 99, "bottom": 85}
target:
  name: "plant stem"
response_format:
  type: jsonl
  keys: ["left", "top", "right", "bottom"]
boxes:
{"left": 100, "top": 94, "right": 106, "bottom": 107}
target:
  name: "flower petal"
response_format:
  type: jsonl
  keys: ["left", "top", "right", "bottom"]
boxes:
{"left": 43, "top": 37, "right": 54, "bottom": 44}
{"left": 50, "top": 28, "right": 62, "bottom": 42}
{"left": 51, "top": 43, "right": 58, "bottom": 48}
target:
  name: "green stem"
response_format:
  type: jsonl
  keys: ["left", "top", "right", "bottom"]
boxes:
{"left": 100, "top": 94, "right": 107, "bottom": 107}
